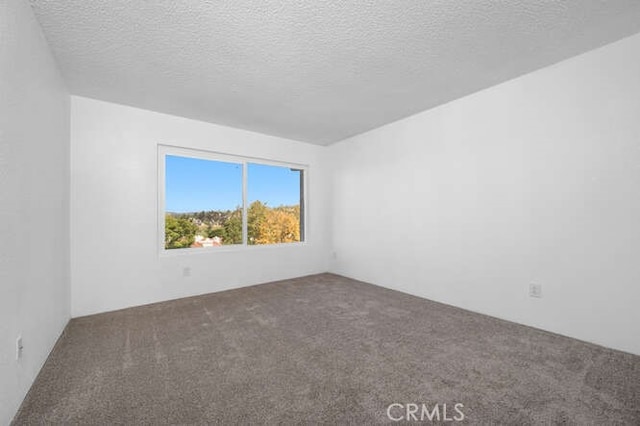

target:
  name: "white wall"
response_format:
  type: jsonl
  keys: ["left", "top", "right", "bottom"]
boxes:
{"left": 329, "top": 33, "right": 640, "bottom": 355}
{"left": 71, "top": 96, "right": 331, "bottom": 317}
{"left": 2, "top": 10, "right": 637, "bottom": 424}
{"left": 0, "top": 0, "right": 70, "bottom": 422}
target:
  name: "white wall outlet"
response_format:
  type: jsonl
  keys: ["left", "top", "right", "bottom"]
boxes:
{"left": 182, "top": 267, "right": 191, "bottom": 277}
{"left": 16, "top": 335, "right": 23, "bottom": 360}
{"left": 529, "top": 283, "right": 542, "bottom": 298}
{"left": 332, "top": 251, "right": 337, "bottom": 260}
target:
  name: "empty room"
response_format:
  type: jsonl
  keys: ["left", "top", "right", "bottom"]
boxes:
{"left": 2, "top": 0, "right": 640, "bottom": 424}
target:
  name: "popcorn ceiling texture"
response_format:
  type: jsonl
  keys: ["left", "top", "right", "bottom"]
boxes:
{"left": 29, "top": 1, "right": 640, "bottom": 144}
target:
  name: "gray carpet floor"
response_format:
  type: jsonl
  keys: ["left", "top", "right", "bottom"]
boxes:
{"left": 13, "top": 273, "right": 640, "bottom": 424}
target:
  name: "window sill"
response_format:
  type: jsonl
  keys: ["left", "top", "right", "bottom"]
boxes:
{"left": 158, "top": 241, "right": 309, "bottom": 257}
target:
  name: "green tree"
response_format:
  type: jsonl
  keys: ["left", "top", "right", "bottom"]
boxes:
{"left": 165, "top": 214, "right": 198, "bottom": 249}
{"left": 222, "top": 208, "right": 243, "bottom": 244}
{"left": 206, "top": 226, "right": 225, "bottom": 239}
{"left": 247, "top": 200, "right": 269, "bottom": 244}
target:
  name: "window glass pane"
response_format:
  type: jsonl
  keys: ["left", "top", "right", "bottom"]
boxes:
{"left": 247, "top": 163, "right": 303, "bottom": 245}
{"left": 165, "top": 155, "right": 243, "bottom": 249}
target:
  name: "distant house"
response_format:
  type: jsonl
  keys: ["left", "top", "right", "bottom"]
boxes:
{"left": 191, "top": 235, "right": 223, "bottom": 248}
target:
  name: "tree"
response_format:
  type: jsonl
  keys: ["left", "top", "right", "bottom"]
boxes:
{"left": 165, "top": 203, "right": 300, "bottom": 248}
{"left": 165, "top": 214, "right": 198, "bottom": 249}
{"left": 255, "top": 209, "right": 300, "bottom": 244}
{"left": 222, "top": 208, "right": 243, "bottom": 244}
{"left": 247, "top": 200, "right": 268, "bottom": 244}
{"left": 206, "top": 226, "right": 225, "bottom": 239}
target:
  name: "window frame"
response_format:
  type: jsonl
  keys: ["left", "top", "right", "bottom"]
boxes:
{"left": 158, "top": 144, "right": 308, "bottom": 256}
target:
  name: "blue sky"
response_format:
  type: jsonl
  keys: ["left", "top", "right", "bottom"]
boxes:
{"left": 165, "top": 155, "right": 301, "bottom": 212}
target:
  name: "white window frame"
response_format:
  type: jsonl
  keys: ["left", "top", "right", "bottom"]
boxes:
{"left": 158, "top": 144, "right": 308, "bottom": 256}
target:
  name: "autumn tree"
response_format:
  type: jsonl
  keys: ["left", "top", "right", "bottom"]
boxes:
{"left": 167, "top": 203, "right": 301, "bottom": 248}
{"left": 246, "top": 201, "right": 300, "bottom": 245}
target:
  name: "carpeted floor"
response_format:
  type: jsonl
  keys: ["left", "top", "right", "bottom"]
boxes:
{"left": 13, "top": 273, "right": 640, "bottom": 424}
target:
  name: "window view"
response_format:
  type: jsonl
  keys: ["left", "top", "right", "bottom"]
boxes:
{"left": 163, "top": 151, "right": 304, "bottom": 251}
{"left": 248, "top": 163, "right": 303, "bottom": 245}
{"left": 165, "top": 155, "right": 243, "bottom": 249}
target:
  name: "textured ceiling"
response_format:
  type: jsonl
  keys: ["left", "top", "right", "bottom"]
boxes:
{"left": 30, "top": 1, "right": 640, "bottom": 145}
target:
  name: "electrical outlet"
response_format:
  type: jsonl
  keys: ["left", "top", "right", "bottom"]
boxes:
{"left": 16, "top": 336, "right": 23, "bottom": 360}
{"left": 183, "top": 267, "right": 191, "bottom": 277}
{"left": 529, "top": 283, "right": 542, "bottom": 298}
{"left": 331, "top": 251, "right": 337, "bottom": 260}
